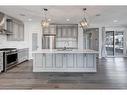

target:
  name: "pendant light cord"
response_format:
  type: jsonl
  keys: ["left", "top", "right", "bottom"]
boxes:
{"left": 43, "top": 8, "right": 48, "bottom": 22}
{"left": 83, "top": 8, "right": 87, "bottom": 20}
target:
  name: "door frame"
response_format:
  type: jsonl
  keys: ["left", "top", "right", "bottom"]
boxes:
{"left": 105, "top": 30, "right": 126, "bottom": 57}
{"left": 30, "top": 31, "right": 42, "bottom": 52}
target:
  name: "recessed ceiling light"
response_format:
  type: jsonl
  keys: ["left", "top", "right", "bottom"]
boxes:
{"left": 113, "top": 20, "right": 118, "bottom": 23}
{"left": 19, "top": 14, "right": 26, "bottom": 16}
{"left": 28, "top": 18, "right": 32, "bottom": 21}
{"left": 66, "top": 19, "right": 70, "bottom": 21}
{"left": 95, "top": 14, "right": 101, "bottom": 16}
{"left": 48, "top": 19, "right": 51, "bottom": 21}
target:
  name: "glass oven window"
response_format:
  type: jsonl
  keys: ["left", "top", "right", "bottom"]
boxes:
{"left": 7, "top": 53, "right": 17, "bottom": 64}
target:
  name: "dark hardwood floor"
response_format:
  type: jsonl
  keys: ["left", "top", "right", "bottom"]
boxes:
{"left": 0, "top": 58, "right": 127, "bottom": 89}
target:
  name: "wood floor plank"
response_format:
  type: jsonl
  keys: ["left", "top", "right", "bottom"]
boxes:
{"left": 0, "top": 58, "right": 127, "bottom": 89}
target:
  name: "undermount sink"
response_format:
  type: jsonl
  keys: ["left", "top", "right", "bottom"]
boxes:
{"left": 57, "top": 49, "right": 73, "bottom": 51}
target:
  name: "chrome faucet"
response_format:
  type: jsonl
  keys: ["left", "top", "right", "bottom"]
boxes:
{"left": 63, "top": 47, "right": 67, "bottom": 50}
{"left": 64, "top": 41, "right": 69, "bottom": 49}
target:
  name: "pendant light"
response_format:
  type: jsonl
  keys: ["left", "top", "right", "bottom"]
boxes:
{"left": 41, "top": 8, "right": 50, "bottom": 28}
{"left": 80, "top": 8, "right": 89, "bottom": 29}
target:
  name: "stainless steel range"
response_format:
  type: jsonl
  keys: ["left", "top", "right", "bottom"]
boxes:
{"left": 0, "top": 48, "right": 18, "bottom": 72}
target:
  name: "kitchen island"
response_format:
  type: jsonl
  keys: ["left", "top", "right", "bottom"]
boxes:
{"left": 32, "top": 49, "right": 98, "bottom": 72}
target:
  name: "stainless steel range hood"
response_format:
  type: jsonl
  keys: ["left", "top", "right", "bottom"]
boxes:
{"left": 0, "top": 12, "right": 6, "bottom": 32}
{"left": 0, "top": 12, "right": 13, "bottom": 35}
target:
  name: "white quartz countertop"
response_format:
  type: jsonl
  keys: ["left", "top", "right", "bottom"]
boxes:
{"left": 32, "top": 49, "right": 99, "bottom": 54}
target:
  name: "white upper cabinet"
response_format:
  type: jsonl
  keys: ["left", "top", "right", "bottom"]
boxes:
{"left": 50, "top": 25, "right": 56, "bottom": 35}
{"left": 7, "top": 18, "right": 24, "bottom": 41}
{"left": 61, "top": 26, "right": 68, "bottom": 37}
{"left": 56, "top": 24, "right": 78, "bottom": 38}
{"left": 43, "top": 25, "right": 56, "bottom": 35}
{"left": 83, "top": 28, "right": 99, "bottom": 50}
{"left": 56, "top": 25, "right": 62, "bottom": 37}
{"left": 55, "top": 24, "right": 78, "bottom": 49}
{"left": 43, "top": 27, "right": 50, "bottom": 34}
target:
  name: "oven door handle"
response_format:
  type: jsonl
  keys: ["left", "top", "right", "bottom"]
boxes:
{"left": 6, "top": 52, "right": 17, "bottom": 55}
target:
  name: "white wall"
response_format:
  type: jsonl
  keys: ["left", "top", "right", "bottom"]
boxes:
{"left": 104, "top": 26, "right": 127, "bottom": 57}
{"left": 0, "top": 29, "right": 28, "bottom": 49}
{"left": 1, "top": 20, "right": 126, "bottom": 59}
{"left": 24, "top": 22, "right": 42, "bottom": 59}
{"left": 78, "top": 26, "right": 84, "bottom": 50}
{"left": 0, "top": 21, "right": 103, "bottom": 59}
{"left": 22, "top": 22, "right": 103, "bottom": 59}
{"left": 96, "top": 25, "right": 127, "bottom": 58}
{"left": 24, "top": 22, "right": 85, "bottom": 59}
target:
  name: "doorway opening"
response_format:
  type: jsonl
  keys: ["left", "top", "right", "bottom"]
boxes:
{"left": 105, "top": 31, "right": 124, "bottom": 57}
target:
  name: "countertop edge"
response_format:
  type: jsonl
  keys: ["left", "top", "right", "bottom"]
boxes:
{"left": 31, "top": 49, "right": 99, "bottom": 54}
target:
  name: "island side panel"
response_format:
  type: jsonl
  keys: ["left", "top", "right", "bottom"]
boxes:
{"left": 32, "top": 53, "right": 97, "bottom": 72}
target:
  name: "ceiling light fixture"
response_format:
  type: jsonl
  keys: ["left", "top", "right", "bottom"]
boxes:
{"left": 80, "top": 8, "right": 89, "bottom": 29}
{"left": 66, "top": 18, "right": 70, "bottom": 21}
{"left": 41, "top": 8, "right": 50, "bottom": 28}
{"left": 28, "top": 18, "right": 32, "bottom": 21}
{"left": 48, "top": 18, "right": 51, "bottom": 21}
{"left": 19, "top": 14, "right": 26, "bottom": 16}
{"left": 113, "top": 20, "right": 118, "bottom": 23}
{"left": 96, "top": 14, "right": 101, "bottom": 17}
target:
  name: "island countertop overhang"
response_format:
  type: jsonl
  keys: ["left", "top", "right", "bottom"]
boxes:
{"left": 31, "top": 49, "right": 99, "bottom": 54}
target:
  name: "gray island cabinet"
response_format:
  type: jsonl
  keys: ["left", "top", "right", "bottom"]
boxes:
{"left": 32, "top": 49, "right": 98, "bottom": 72}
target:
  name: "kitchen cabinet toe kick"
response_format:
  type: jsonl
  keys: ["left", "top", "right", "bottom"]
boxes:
{"left": 32, "top": 51, "right": 98, "bottom": 72}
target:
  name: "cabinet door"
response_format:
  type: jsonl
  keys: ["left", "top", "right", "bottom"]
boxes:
{"left": 0, "top": 53, "right": 3, "bottom": 72}
{"left": 19, "top": 51, "right": 24, "bottom": 63}
{"left": 22, "top": 51, "right": 25, "bottom": 61}
{"left": 55, "top": 54, "right": 63, "bottom": 68}
{"left": 6, "top": 19, "right": 13, "bottom": 33}
{"left": 18, "top": 51, "right": 24, "bottom": 63}
{"left": 66, "top": 54, "right": 74, "bottom": 68}
{"left": 18, "top": 49, "right": 28, "bottom": 63}
{"left": 13, "top": 22, "right": 19, "bottom": 40}
{"left": 32, "top": 33, "right": 38, "bottom": 51}
{"left": 86, "top": 54, "right": 95, "bottom": 68}
{"left": 73, "top": 26, "right": 78, "bottom": 38}
{"left": 76, "top": 54, "right": 84, "bottom": 68}
{"left": 45, "top": 54, "right": 53, "bottom": 68}
{"left": 26, "top": 49, "right": 29, "bottom": 59}
{"left": 7, "top": 19, "right": 24, "bottom": 41}
{"left": 83, "top": 54, "right": 87, "bottom": 68}
{"left": 23, "top": 49, "right": 28, "bottom": 61}
{"left": 18, "top": 24, "right": 24, "bottom": 41}
{"left": 43, "top": 27, "right": 50, "bottom": 34}
{"left": 34, "top": 54, "right": 43, "bottom": 67}
{"left": 56, "top": 26, "right": 62, "bottom": 37}
{"left": 50, "top": 25, "right": 56, "bottom": 34}
{"left": 18, "top": 52, "right": 21, "bottom": 63}
{"left": 67, "top": 26, "right": 72, "bottom": 38}
{"left": 62, "top": 26, "right": 67, "bottom": 37}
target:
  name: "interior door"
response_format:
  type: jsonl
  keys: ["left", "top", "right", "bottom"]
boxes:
{"left": 105, "top": 31, "right": 114, "bottom": 56}
{"left": 114, "top": 31, "right": 124, "bottom": 56}
{"left": 84, "top": 28, "right": 99, "bottom": 50}
{"left": 32, "top": 33, "right": 38, "bottom": 51}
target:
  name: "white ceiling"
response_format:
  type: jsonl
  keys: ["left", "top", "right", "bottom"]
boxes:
{"left": 0, "top": 6, "right": 127, "bottom": 26}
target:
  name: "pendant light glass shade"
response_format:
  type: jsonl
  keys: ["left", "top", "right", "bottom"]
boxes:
{"left": 80, "top": 8, "right": 88, "bottom": 29}
{"left": 41, "top": 20, "right": 49, "bottom": 28}
{"left": 80, "top": 19, "right": 88, "bottom": 27}
{"left": 41, "top": 8, "right": 50, "bottom": 28}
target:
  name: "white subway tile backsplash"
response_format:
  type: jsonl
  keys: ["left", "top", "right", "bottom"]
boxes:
{"left": 0, "top": 35, "right": 28, "bottom": 49}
